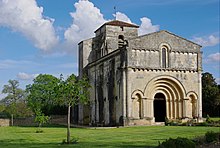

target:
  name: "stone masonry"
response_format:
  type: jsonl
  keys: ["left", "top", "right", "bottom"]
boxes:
{"left": 77, "top": 20, "right": 202, "bottom": 126}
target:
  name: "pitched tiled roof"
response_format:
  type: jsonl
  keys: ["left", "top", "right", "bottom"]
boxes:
{"left": 95, "top": 20, "right": 139, "bottom": 32}
{"left": 104, "top": 20, "right": 139, "bottom": 28}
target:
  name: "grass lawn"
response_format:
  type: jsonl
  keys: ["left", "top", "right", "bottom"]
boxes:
{"left": 210, "top": 117, "right": 220, "bottom": 121}
{"left": 0, "top": 126, "right": 219, "bottom": 147}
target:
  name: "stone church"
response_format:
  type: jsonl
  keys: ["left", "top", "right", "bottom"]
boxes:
{"left": 77, "top": 20, "right": 203, "bottom": 126}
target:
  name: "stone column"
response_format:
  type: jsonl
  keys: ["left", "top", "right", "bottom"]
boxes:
{"left": 179, "top": 100, "right": 183, "bottom": 118}
{"left": 143, "top": 98, "right": 147, "bottom": 118}
{"left": 172, "top": 100, "right": 175, "bottom": 119}
{"left": 183, "top": 97, "right": 189, "bottom": 118}
{"left": 198, "top": 72, "right": 202, "bottom": 118}
{"left": 175, "top": 99, "right": 179, "bottom": 118}
{"left": 145, "top": 98, "right": 154, "bottom": 122}
{"left": 126, "top": 68, "right": 132, "bottom": 118}
{"left": 122, "top": 67, "right": 126, "bottom": 119}
{"left": 170, "top": 100, "right": 173, "bottom": 119}
{"left": 166, "top": 101, "right": 169, "bottom": 118}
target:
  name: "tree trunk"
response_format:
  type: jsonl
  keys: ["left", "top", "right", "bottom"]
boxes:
{"left": 67, "top": 104, "right": 71, "bottom": 144}
{"left": 11, "top": 114, "right": 13, "bottom": 126}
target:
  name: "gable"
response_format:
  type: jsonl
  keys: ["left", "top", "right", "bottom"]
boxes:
{"left": 130, "top": 30, "right": 201, "bottom": 53}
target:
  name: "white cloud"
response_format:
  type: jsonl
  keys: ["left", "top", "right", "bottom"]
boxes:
{"left": 138, "top": 17, "right": 160, "bottom": 35}
{"left": 0, "top": 0, "right": 59, "bottom": 51}
{"left": 114, "top": 12, "right": 132, "bottom": 23}
{"left": 0, "top": 59, "right": 36, "bottom": 70}
{"left": 64, "top": 0, "right": 106, "bottom": 45}
{"left": 17, "top": 72, "right": 38, "bottom": 80}
{"left": 206, "top": 52, "right": 220, "bottom": 62}
{"left": 215, "top": 78, "right": 220, "bottom": 84}
{"left": 192, "top": 35, "right": 220, "bottom": 47}
{"left": 64, "top": 0, "right": 159, "bottom": 54}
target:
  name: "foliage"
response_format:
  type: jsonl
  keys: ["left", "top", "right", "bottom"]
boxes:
{"left": 34, "top": 110, "right": 49, "bottom": 128}
{"left": 193, "top": 131, "right": 220, "bottom": 146}
{"left": 2, "top": 80, "right": 25, "bottom": 104}
{"left": 26, "top": 73, "right": 90, "bottom": 144}
{"left": 1, "top": 80, "right": 26, "bottom": 125}
{"left": 4, "top": 101, "right": 33, "bottom": 118}
{"left": 55, "top": 74, "right": 90, "bottom": 144}
{"left": 158, "top": 137, "right": 195, "bottom": 148}
{"left": 205, "top": 131, "right": 219, "bottom": 143}
{"left": 55, "top": 74, "right": 90, "bottom": 107}
{"left": 61, "top": 137, "right": 79, "bottom": 144}
{"left": 202, "top": 72, "right": 220, "bottom": 117}
{"left": 0, "top": 104, "right": 5, "bottom": 112}
{"left": 26, "top": 74, "right": 60, "bottom": 115}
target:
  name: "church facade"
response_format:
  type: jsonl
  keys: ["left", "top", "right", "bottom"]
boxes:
{"left": 77, "top": 20, "right": 203, "bottom": 126}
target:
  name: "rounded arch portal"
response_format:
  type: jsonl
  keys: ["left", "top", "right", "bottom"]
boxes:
{"left": 144, "top": 75, "right": 186, "bottom": 119}
{"left": 154, "top": 93, "right": 166, "bottom": 122}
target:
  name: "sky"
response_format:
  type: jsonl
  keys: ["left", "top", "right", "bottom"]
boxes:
{"left": 0, "top": 0, "right": 219, "bottom": 99}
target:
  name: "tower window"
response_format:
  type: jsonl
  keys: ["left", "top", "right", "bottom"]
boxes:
{"left": 161, "top": 46, "right": 169, "bottom": 68}
{"left": 118, "top": 35, "right": 124, "bottom": 48}
{"left": 162, "top": 48, "right": 167, "bottom": 68}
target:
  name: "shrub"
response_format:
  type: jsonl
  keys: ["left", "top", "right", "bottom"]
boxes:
{"left": 193, "top": 136, "right": 206, "bottom": 145}
{"left": 61, "top": 137, "right": 79, "bottom": 144}
{"left": 206, "top": 115, "right": 214, "bottom": 123}
{"left": 36, "top": 129, "right": 43, "bottom": 133}
{"left": 205, "top": 131, "right": 219, "bottom": 143}
{"left": 158, "top": 137, "right": 195, "bottom": 148}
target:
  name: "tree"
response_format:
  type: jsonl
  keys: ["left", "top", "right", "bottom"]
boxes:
{"left": 26, "top": 74, "right": 60, "bottom": 128}
{"left": 26, "top": 74, "right": 60, "bottom": 113}
{"left": 202, "top": 72, "right": 220, "bottom": 117}
{"left": 2, "top": 80, "right": 25, "bottom": 125}
{"left": 55, "top": 74, "right": 90, "bottom": 144}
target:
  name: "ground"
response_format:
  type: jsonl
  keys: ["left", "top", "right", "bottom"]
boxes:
{"left": 0, "top": 126, "right": 219, "bottom": 147}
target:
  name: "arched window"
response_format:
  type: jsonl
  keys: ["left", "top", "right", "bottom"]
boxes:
{"left": 132, "top": 94, "right": 143, "bottom": 119}
{"left": 162, "top": 48, "right": 167, "bottom": 68}
{"left": 189, "top": 95, "right": 197, "bottom": 118}
{"left": 118, "top": 35, "right": 124, "bottom": 48}
{"left": 161, "top": 46, "right": 169, "bottom": 68}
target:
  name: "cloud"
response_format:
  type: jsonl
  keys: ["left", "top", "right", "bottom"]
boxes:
{"left": 114, "top": 12, "right": 132, "bottom": 23}
{"left": 64, "top": 0, "right": 106, "bottom": 45}
{"left": 17, "top": 72, "right": 38, "bottom": 80}
{"left": 192, "top": 35, "right": 220, "bottom": 47}
{"left": 0, "top": 59, "right": 37, "bottom": 70}
{"left": 64, "top": 0, "right": 159, "bottom": 54}
{"left": 138, "top": 17, "right": 160, "bottom": 35}
{"left": 0, "top": 0, "right": 59, "bottom": 51}
{"left": 57, "top": 63, "right": 78, "bottom": 69}
{"left": 216, "top": 78, "right": 220, "bottom": 84}
{"left": 206, "top": 52, "right": 220, "bottom": 63}
{"left": 114, "top": 13, "right": 160, "bottom": 35}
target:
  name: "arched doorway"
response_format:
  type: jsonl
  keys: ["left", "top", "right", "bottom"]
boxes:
{"left": 154, "top": 93, "right": 166, "bottom": 122}
{"left": 132, "top": 94, "right": 143, "bottom": 119}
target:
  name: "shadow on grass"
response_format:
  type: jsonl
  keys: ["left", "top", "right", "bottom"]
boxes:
{"left": 14, "top": 124, "right": 67, "bottom": 128}
{"left": 0, "top": 139, "right": 156, "bottom": 148}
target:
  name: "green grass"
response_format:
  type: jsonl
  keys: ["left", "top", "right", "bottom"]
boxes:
{"left": 210, "top": 117, "right": 220, "bottom": 121}
{"left": 0, "top": 126, "right": 219, "bottom": 147}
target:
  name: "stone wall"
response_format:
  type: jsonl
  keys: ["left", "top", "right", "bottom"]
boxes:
{"left": 0, "top": 119, "right": 10, "bottom": 127}
{"left": 0, "top": 115, "right": 67, "bottom": 127}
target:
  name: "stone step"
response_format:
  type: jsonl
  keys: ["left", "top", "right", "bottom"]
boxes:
{"left": 153, "top": 122, "right": 165, "bottom": 126}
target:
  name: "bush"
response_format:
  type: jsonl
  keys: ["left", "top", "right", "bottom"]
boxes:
{"left": 206, "top": 115, "right": 214, "bottom": 123}
{"left": 205, "top": 131, "right": 219, "bottom": 143}
{"left": 158, "top": 137, "right": 195, "bottom": 148}
{"left": 61, "top": 137, "right": 79, "bottom": 144}
{"left": 193, "top": 136, "right": 205, "bottom": 145}
{"left": 36, "top": 129, "right": 43, "bottom": 133}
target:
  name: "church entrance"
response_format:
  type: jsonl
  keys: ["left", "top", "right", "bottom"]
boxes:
{"left": 154, "top": 93, "right": 166, "bottom": 122}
